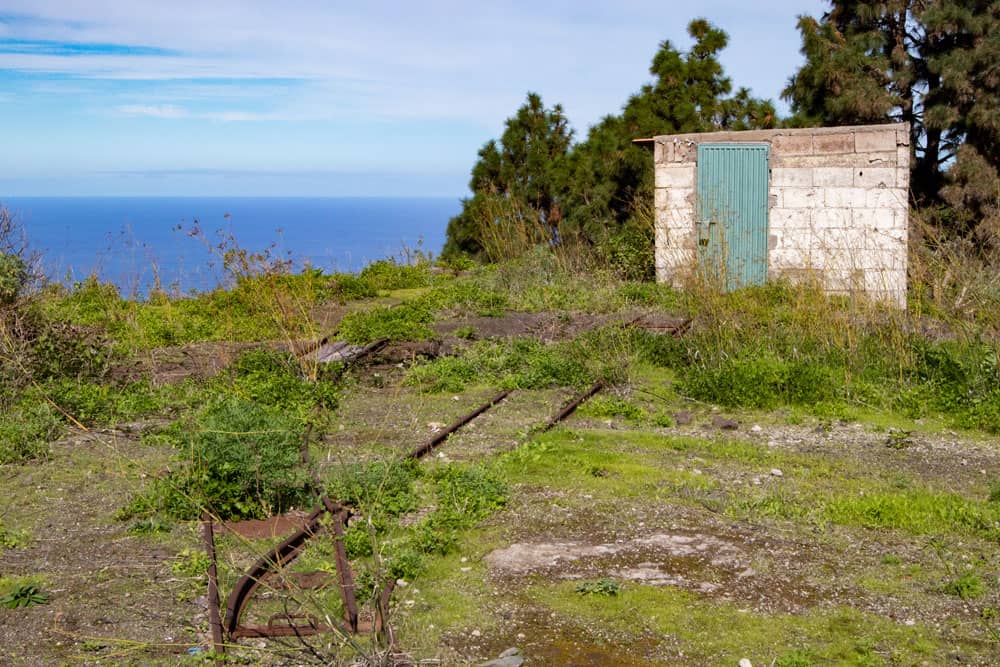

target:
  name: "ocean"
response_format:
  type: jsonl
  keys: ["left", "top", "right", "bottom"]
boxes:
{"left": 2, "top": 197, "right": 459, "bottom": 296}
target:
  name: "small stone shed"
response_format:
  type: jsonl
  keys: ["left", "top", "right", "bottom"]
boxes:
{"left": 638, "top": 123, "right": 910, "bottom": 306}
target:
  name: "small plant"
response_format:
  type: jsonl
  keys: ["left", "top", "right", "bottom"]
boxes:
{"left": 128, "top": 518, "right": 173, "bottom": 535}
{"left": 774, "top": 650, "right": 814, "bottom": 667}
{"left": 171, "top": 548, "right": 210, "bottom": 579}
{"left": 0, "top": 583, "right": 50, "bottom": 609}
{"left": 453, "top": 325, "right": 478, "bottom": 340}
{"left": 881, "top": 553, "right": 902, "bottom": 565}
{"left": 941, "top": 571, "right": 985, "bottom": 600}
{"left": 989, "top": 479, "right": 1000, "bottom": 503}
{"left": 579, "top": 396, "right": 647, "bottom": 422}
{"left": 885, "top": 429, "right": 913, "bottom": 450}
{"left": 575, "top": 578, "right": 621, "bottom": 596}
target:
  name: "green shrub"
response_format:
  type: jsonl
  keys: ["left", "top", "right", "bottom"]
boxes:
{"left": 358, "top": 259, "right": 431, "bottom": 291}
{"left": 0, "top": 401, "right": 61, "bottom": 463}
{"left": 415, "top": 465, "right": 507, "bottom": 555}
{"left": 578, "top": 396, "right": 647, "bottom": 422}
{"left": 0, "top": 582, "right": 49, "bottom": 609}
{"left": 226, "top": 348, "right": 338, "bottom": 413}
{"left": 940, "top": 572, "right": 985, "bottom": 599}
{"left": 326, "top": 460, "right": 420, "bottom": 518}
{"left": 681, "top": 354, "right": 839, "bottom": 409}
{"left": 406, "top": 337, "right": 592, "bottom": 393}
{"left": 120, "top": 397, "right": 313, "bottom": 520}
{"left": 421, "top": 279, "right": 509, "bottom": 317}
{"left": 329, "top": 273, "right": 378, "bottom": 300}
{"left": 0, "top": 253, "right": 28, "bottom": 306}
{"left": 337, "top": 302, "right": 435, "bottom": 343}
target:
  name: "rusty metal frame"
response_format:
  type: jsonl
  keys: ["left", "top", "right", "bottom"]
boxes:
{"left": 221, "top": 498, "right": 371, "bottom": 640}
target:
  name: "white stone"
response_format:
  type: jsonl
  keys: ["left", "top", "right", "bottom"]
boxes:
{"left": 854, "top": 167, "right": 895, "bottom": 188}
{"left": 781, "top": 187, "right": 822, "bottom": 208}
{"left": 813, "top": 167, "right": 855, "bottom": 187}
{"left": 825, "top": 187, "right": 869, "bottom": 208}
{"left": 812, "top": 208, "right": 851, "bottom": 229}
{"left": 866, "top": 188, "right": 907, "bottom": 209}
{"left": 770, "top": 167, "right": 812, "bottom": 187}
{"left": 655, "top": 164, "right": 695, "bottom": 188}
{"left": 856, "top": 208, "right": 899, "bottom": 231}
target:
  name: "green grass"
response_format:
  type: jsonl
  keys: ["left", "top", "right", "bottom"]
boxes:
{"left": 529, "top": 581, "right": 942, "bottom": 665}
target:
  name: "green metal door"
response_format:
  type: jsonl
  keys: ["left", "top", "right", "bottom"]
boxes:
{"left": 696, "top": 143, "right": 770, "bottom": 290}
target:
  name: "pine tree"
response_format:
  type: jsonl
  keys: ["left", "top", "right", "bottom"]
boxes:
{"left": 443, "top": 93, "right": 572, "bottom": 257}
{"left": 784, "top": 0, "right": 1000, "bottom": 237}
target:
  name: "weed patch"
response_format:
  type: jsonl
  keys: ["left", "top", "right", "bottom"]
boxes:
{"left": 0, "top": 401, "right": 60, "bottom": 464}
{"left": 405, "top": 337, "right": 593, "bottom": 393}
{"left": 224, "top": 348, "right": 338, "bottom": 414}
{"left": 337, "top": 302, "right": 435, "bottom": 343}
{"left": 119, "top": 397, "right": 313, "bottom": 521}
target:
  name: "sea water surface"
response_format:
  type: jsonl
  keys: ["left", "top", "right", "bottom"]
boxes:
{"left": 4, "top": 197, "right": 458, "bottom": 296}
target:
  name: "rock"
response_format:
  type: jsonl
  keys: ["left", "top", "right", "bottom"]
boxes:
{"left": 738, "top": 660, "right": 753, "bottom": 667}
{"left": 712, "top": 415, "right": 739, "bottom": 430}
{"left": 674, "top": 411, "right": 693, "bottom": 425}
{"left": 477, "top": 648, "right": 524, "bottom": 667}
{"left": 770, "top": 468, "right": 783, "bottom": 477}
{"left": 750, "top": 424, "right": 763, "bottom": 433}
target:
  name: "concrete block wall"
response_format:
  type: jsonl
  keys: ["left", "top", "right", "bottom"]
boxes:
{"left": 652, "top": 123, "right": 910, "bottom": 307}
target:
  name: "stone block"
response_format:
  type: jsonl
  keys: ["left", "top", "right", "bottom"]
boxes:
{"left": 659, "top": 247, "right": 695, "bottom": 269}
{"left": 866, "top": 188, "right": 908, "bottom": 209}
{"left": 854, "top": 167, "right": 895, "bottom": 188}
{"left": 655, "top": 164, "right": 695, "bottom": 189}
{"left": 852, "top": 208, "right": 896, "bottom": 231}
{"left": 865, "top": 267, "right": 906, "bottom": 295}
{"left": 896, "top": 168, "right": 909, "bottom": 188}
{"left": 769, "top": 246, "right": 811, "bottom": 269}
{"left": 772, "top": 133, "right": 814, "bottom": 155}
{"left": 812, "top": 208, "right": 851, "bottom": 229}
{"left": 855, "top": 152, "right": 894, "bottom": 166}
{"left": 825, "top": 187, "right": 869, "bottom": 208}
{"left": 895, "top": 127, "right": 911, "bottom": 146}
{"left": 896, "top": 144, "right": 911, "bottom": 169}
{"left": 665, "top": 187, "right": 694, "bottom": 208}
{"left": 817, "top": 226, "right": 864, "bottom": 249}
{"left": 770, "top": 167, "right": 812, "bottom": 187}
{"left": 813, "top": 132, "right": 855, "bottom": 154}
{"left": 855, "top": 130, "right": 897, "bottom": 152}
{"left": 767, "top": 208, "right": 805, "bottom": 231}
{"left": 781, "top": 187, "right": 822, "bottom": 208}
{"left": 813, "top": 167, "right": 855, "bottom": 187}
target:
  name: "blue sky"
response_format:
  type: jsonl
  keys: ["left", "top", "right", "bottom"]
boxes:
{"left": 0, "top": 1, "right": 828, "bottom": 197}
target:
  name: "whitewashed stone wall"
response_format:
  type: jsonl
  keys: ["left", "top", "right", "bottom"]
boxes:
{"left": 651, "top": 124, "right": 910, "bottom": 307}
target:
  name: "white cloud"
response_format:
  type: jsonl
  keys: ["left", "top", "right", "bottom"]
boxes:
{"left": 116, "top": 103, "right": 187, "bottom": 118}
{"left": 2, "top": 0, "right": 828, "bottom": 131}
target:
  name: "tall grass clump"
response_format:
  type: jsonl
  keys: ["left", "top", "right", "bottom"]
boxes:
{"left": 631, "top": 276, "right": 1000, "bottom": 431}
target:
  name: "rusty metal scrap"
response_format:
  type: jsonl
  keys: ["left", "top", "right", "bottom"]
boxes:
{"left": 540, "top": 381, "right": 605, "bottom": 433}
{"left": 406, "top": 388, "right": 513, "bottom": 460}
{"left": 223, "top": 500, "right": 356, "bottom": 640}
{"left": 201, "top": 513, "right": 226, "bottom": 660}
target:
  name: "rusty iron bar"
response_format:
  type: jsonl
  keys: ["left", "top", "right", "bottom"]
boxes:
{"left": 540, "top": 381, "right": 605, "bottom": 433}
{"left": 224, "top": 502, "right": 333, "bottom": 639}
{"left": 323, "top": 497, "right": 359, "bottom": 632}
{"left": 201, "top": 513, "right": 226, "bottom": 661}
{"left": 406, "top": 388, "right": 514, "bottom": 460}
